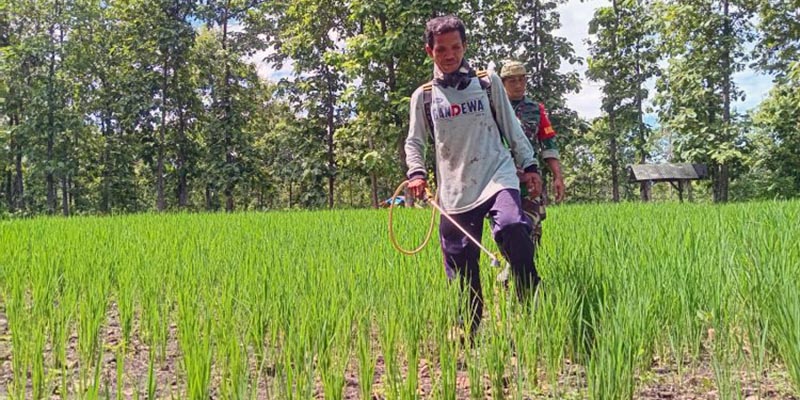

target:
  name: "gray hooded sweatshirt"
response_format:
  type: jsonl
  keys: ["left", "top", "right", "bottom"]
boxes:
{"left": 405, "top": 71, "right": 538, "bottom": 214}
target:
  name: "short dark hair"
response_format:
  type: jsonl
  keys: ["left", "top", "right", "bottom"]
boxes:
{"left": 424, "top": 15, "right": 466, "bottom": 48}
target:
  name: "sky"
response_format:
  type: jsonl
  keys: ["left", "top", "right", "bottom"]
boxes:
{"left": 557, "top": 0, "right": 774, "bottom": 120}
{"left": 248, "top": 0, "right": 776, "bottom": 120}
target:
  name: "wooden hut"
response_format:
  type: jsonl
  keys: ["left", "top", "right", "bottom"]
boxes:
{"left": 627, "top": 163, "right": 708, "bottom": 202}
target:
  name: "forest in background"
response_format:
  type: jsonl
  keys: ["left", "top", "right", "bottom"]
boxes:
{"left": 1, "top": 0, "right": 798, "bottom": 216}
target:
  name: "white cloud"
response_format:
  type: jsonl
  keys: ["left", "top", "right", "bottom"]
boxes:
{"left": 732, "top": 70, "right": 773, "bottom": 114}
{"left": 556, "top": 0, "right": 607, "bottom": 119}
{"left": 555, "top": 0, "right": 774, "bottom": 120}
{"left": 242, "top": 3, "right": 775, "bottom": 119}
{"left": 247, "top": 48, "right": 293, "bottom": 81}
{"left": 556, "top": 0, "right": 607, "bottom": 60}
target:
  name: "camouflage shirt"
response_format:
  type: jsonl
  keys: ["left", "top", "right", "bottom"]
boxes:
{"left": 510, "top": 97, "right": 559, "bottom": 161}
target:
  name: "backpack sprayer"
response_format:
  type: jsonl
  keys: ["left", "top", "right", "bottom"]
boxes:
{"left": 388, "top": 180, "right": 505, "bottom": 268}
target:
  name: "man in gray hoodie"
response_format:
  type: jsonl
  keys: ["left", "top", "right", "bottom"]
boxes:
{"left": 405, "top": 15, "right": 542, "bottom": 333}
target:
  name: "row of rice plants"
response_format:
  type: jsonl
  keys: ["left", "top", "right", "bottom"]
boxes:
{"left": 0, "top": 200, "right": 798, "bottom": 399}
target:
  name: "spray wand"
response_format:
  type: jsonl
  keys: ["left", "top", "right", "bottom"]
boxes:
{"left": 388, "top": 180, "right": 505, "bottom": 268}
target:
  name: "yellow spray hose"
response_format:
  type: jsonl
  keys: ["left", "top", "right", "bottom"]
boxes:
{"left": 388, "top": 180, "right": 504, "bottom": 267}
{"left": 388, "top": 180, "right": 437, "bottom": 255}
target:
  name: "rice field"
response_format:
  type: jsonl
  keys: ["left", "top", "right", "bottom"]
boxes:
{"left": 0, "top": 201, "right": 799, "bottom": 399}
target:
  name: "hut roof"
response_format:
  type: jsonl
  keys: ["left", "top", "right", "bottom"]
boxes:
{"left": 627, "top": 163, "right": 708, "bottom": 183}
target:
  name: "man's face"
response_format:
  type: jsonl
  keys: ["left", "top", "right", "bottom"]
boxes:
{"left": 426, "top": 30, "right": 466, "bottom": 74}
{"left": 503, "top": 75, "right": 527, "bottom": 101}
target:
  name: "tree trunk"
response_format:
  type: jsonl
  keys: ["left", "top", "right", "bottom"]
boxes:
{"left": 288, "top": 180, "right": 293, "bottom": 208}
{"left": 177, "top": 93, "right": 189, "bottom": 208}
{"left": 719, "top": 163, "right": 729, "bottom": 201}
{"left": 14, "top": 142, "right": 23, "bottom": 211}
{"left": 46, "top": 25, "right": 57, "bottom": 214}
{"left": 46, "top": 143, "right": 56, "bottom": 213}
{"left": 370, "top": 172, "right": 378, "bottom": 209}
{"left": 8, "top": 112, "right": 22, "bottom": 211}
{"left": 225, "top": 184, "right": 234, "bottom": 211}
{"left": 365, "top": 134, "right": 380, "bottom": 208}
{"left": 608, "top": 110, "right": 620, "bottom": 202}
{"left": 71, "top": 116, "right": 80, "bottom": 211}
{"left": 61, "top": 176, "right": 70, "bottom": 216}
{"left": 222, "top": 9, "right": 236, "bottom": 212}
{"left": 157, "top": 54, "right": 168, "bottom": 211}
{"left": 100, "top": 108, "right": 114, "bottom": 213}
{"left": 634, "top": 29, "right": 649, "bottom": 202}
{"left": 610, "top": 135, "right": 620, "bottom": 202}
{"left": 712, "top": 163, "right": 730, "bottom": 203}
{"left": 717, "top": 0, "right": 731, "bottom": 203}
{"left": 532, "top": 0, "right": 543, "bottom": 91}
{"left": 326, "top": 70, "right": 336, "bottom": 209}
{"left": 4, "top": 170, "right": 10, "bottom": 210}
{"left": 379, "top": 12, "right": 406, "bottom": 191}
{"left": 609, "top": 0, "right": 620, "bottom": 203}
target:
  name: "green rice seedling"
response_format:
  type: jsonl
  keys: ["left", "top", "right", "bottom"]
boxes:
{"left": 769, "top": 280, "right": 800, "bottom": 394}
{"left": 485, "top": 285, "right": 512, "bottom": 400}
{"left": 116, "top": 266, "right": 135, "bottom": 349}
{"left": 465, "top": 344, "right": 483, "bottom": 400}
{"left": 276, "top": 295, "right": 316, "bottom": 400}
{"left": 177, "top": 277, "right": 213, "bottom": 400}
{"left": 2, "top": 201, "right": 799, "bottom": 400}
{"left": 378, "top": 304, "right": 402, "bottom": 399}
{"left": 115, "top": 346, "right": 126, "bottom": 400}
{"left": 246, "top": 265, "right": 272, "bottom": 373}
{"left": 30, "top": 322, "right": 46, "bottom": 400}
{"left": 318, "top": 308, "right": 351, "bottom": 400}
{"left": 756, "top": 203, "right": 800, "bottom": 393}
{"left": 52, "top": 284, "right": 75, "bottom": 398}
{"left": 433, "top": 283, "right": 461, "bottom": 400}
{"left": 311, "top": 262, "right": 352, "bottom": 400}
{"left": 146, "top": 347, "right": 157, "bottom": 400}
{"left": 76, "top": 260, "right": 110, "bottom": 397}
{"left": 587, "top": 292, "right": 643, "bottom": 400}
{"left": 357, "top": 313, "right": 377, "bottom": 400}
{"left": 736, "top": 236, "right": 773, "bottom": 397}
{"left": 27, "top": 243, "right": 62, "bottom": 400}
{"left": 560, "top": 247, "right": 605, "bottom": 364}
{"left": 6, "top": 267, "right": 28, "bottom": 400}
{"left": 706, "top": 309, "right": 743, "bottom": 400}
{"left": 512, "top": 303, "right": 537, "bottom": 397}
{"left": 207, "top": 251, "right": 254, "bottom": 400}
{"left": 113, "top": 263, "right": 136, "bottom": 399}
{"left": 536, "top": 282, "right": 575, "bottom": 397}
{"left": 399, "top": 272, "right": 426, "bottom": 399}
{"left": 435, "top": 326, "right": 459, "bottom": 400}
{"left": 216, "top": 305, "right": 251, "bottom": 399}
{"left": 702, "top": 228, "right": 743, "bottom": 400}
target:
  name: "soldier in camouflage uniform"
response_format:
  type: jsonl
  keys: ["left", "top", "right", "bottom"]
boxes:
{"left": 496, "top": 60, "right": 565, "bottom": 282}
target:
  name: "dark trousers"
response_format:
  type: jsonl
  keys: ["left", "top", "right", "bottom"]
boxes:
{"left": 439, "top": 189, "right": 539, "bottom": 332}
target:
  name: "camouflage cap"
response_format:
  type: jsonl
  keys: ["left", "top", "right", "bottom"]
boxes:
{"left": 500, "top": 61, "right": 527, "bottom": 78}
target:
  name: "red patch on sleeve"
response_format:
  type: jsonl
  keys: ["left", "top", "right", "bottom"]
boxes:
{"left": 536, "top": 103, "right": 556, "bottom": 140}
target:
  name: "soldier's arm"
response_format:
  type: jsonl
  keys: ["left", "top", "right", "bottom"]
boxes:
{"left": 536, "top": 103, "right": 565, "bottom": 201}
{"left": 491, "top": 73, "right": 538, "bottom": 172}
{"left": 536, "top": 103, "right": 559, "bottom": 160}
